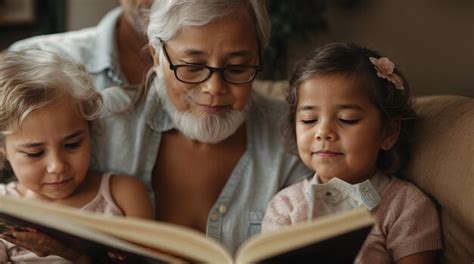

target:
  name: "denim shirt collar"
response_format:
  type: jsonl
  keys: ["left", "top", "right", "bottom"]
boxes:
{"left": 145, "top": 80, "right": 175, "bottom": 133}
{"left": 86, "top": 7, "right": 121, "bottom": 76}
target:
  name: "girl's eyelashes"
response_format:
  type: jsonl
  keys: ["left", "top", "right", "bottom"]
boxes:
{"left": 339, "top": 119, "right": 360, "bottom": 125}
{"left": 18, "top": 140, "right": 83, "bottom": 158}
{"left": 65, "top": 141, "right": 82, "bottom": 150}
{"left": 298, "top": 118, "right": 360, "bottom": 126}
{"left": 22, "top": 151, "right": 44, "bottom": 159}
{"left": 300, "top": 119, "right": 318, "bottom": 125}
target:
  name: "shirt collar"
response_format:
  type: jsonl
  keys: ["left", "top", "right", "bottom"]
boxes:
{"left": 145, "top": 79, "right": 175, "bottom": 133}
{"left": 86, "top": 7, "right": 122, "bottom": 74}
{"left": 306, "top": 172, "right": 390, "bottom": 211}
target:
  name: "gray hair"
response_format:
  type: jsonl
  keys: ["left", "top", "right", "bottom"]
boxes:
{"left": 0, "top": 50, "right": 102, "bottom": 167}
{"left": 147, "top": 0, "right": 270, "bottom": 55}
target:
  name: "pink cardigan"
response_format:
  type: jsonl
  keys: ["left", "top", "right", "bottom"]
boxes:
{"left": 262, "top": 175, "right": 443, "bottom": 262}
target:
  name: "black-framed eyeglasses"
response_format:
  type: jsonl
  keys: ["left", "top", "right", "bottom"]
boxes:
{"left": 160, "top": 40, "right": 262, "bottom": 84}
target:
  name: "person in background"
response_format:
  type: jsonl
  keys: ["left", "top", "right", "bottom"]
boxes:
{"left": 261, "top": 43, "right": 443, "bottom": 263}
{"left": 92, "top": 0, "right": 311, "bottom": 254}
{"left": 0, "top": 50, "right": 153, "bottom": 263}
{"left": 9, "top": 0, "right": 153, "bottom": 89}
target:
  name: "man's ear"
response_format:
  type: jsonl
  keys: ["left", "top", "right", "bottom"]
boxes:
{"left": 381, "top": 120, "right": 401, "bottom": 150}
{"left": 149, "top": 45, "right": 160, "bottom": 67}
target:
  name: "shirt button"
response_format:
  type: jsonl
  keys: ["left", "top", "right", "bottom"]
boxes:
{"left": 210, "top": 213, "right": 219, "bottom": 221}
{"left": 219, "top": 205, "right": 227, "bottom": 214}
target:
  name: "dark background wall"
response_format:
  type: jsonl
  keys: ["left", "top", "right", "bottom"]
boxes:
{"left": 0, "top": 0, "right": 115, "bottom": 49}
{"left": 287, "top": 0, "right": 474, "bottom": 97}
{"left": 1, "top": 0, "right": 472, "bottom": 97}
{"left": 0, "top": 0, "right": 65, "bottom": 49}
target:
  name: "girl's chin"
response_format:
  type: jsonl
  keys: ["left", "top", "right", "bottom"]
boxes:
{"left": 316, "top": 174, "right": 335, "bottom": 184}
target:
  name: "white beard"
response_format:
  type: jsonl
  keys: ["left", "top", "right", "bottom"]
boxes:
{"left": 155, "top": 78, "right": 249, "bottom": 144}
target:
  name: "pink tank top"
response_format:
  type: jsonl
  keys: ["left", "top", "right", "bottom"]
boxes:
{"left": 0, "top": 172, "right": 124, "bottom": 263}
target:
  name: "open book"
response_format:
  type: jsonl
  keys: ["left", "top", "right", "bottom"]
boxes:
{"left": 0, "top": 195, "right": 374, "bottom": 263}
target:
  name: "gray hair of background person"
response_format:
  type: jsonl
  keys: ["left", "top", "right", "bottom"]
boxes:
{"left": 285, "top": 42, "right": 417, "bottom": 175}
{"left": 0, "top": 49, "right": 103, "bottom": 169}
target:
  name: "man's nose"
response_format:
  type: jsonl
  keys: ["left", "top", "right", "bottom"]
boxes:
{"left": 200, "top": 70, "right": 229, "bottom": 95}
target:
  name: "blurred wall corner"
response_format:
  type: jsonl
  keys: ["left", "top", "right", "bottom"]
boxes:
{"left": 0, "top": 0, "right": 66, "bottom": 49}
{"left": 0, "top": 0, "right": 117, "bottom": 50}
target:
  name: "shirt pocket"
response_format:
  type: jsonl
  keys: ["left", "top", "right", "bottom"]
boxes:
{"left": 247, "top": 211, "right": 264, "bottom": 237}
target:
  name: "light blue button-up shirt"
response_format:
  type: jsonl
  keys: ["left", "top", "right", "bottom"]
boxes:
{"left": 92, "top": 84, "right": 311, "bottom": 254}
{"left": 9, "top": 8, "right": 125, "bottom": 90}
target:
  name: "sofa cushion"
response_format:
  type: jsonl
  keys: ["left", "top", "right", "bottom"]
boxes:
{"left": 253, "top": 80, "right": 288, "bottom": 101}
{"left": 405, "top": 95, "right": 474, "bottom": 263}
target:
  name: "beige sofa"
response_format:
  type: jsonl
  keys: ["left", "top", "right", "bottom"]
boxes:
{"left": 253, "top": 80, "right": 474, "bottom": 263}
{"left": 404, "top": 95, "right": 474, "bottom": 263}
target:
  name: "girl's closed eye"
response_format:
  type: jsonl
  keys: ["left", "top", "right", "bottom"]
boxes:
{"left": 300, "top": 118, "right": 318, "bottom": 125}
{"left": 338, "top": 112, "right": 362, "bottom": 125}
{"left": 21, "top": 150, "right": 44, "bottom": 159}
{"left": 339, "top": 118, "right": 360, "bottom": 125}
{"left": 64, "top": 140, "right": 82, "bottom": 150}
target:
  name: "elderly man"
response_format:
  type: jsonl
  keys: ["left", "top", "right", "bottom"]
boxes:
{"left": 93, "top": 0, "right": 311, "bottom": 253}
{"left": 0, "top": 1, "right": 310, "bottom": 261}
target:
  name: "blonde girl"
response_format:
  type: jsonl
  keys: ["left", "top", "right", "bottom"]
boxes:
{"left": 0, "top": 50, "right": 153, "bottom": 263}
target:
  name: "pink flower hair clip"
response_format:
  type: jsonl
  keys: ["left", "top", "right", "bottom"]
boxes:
{"left": 369, "top": 57, "right": 405, "bottom": 90}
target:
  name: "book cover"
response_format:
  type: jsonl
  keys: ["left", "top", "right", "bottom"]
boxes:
{"left": 0, "top": 212, "right": 161, "bottom": 263}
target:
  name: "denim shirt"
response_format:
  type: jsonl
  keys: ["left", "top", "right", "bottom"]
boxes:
{"left": 91, "top": 84, "right": 311, "bottom": 254}
{"left": 9, "top": 7, "right": 125, "bottom": 90}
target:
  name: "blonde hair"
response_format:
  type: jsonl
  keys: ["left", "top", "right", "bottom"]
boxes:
{"left": 0, "top": 49, "right": 103, "bottom": 169}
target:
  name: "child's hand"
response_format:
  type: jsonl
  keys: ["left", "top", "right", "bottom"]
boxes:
{"left": 0, "top": 229, "right": 86, "bottom": 261}
{"left": 107, "top": 250, "right": 128, "bottom": 263}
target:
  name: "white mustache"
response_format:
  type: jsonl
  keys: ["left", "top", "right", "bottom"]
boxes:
{"left": 182, "top": 87, "right": 232, "bottom": 106}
